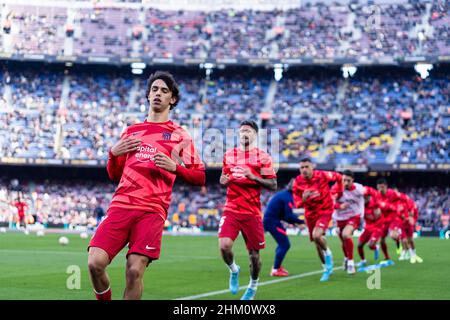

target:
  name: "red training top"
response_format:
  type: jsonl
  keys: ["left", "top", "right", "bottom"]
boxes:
{"left": 107, "top": 120, "right": 205, "bottom": 220}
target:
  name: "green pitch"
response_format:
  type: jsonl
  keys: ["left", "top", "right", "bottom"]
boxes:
{"left": 0, "top": 232, "right": 449, "bottom": 300}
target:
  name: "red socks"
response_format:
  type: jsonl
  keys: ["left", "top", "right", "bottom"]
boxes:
{"left": 343, "top": 238, "right": 354, "bottom": 260}
{"left": 95, "top": 287, "right": 112, "bottom": 300}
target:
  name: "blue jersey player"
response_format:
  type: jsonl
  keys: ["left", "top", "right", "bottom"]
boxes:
{"left": 263, "top": 180, "right": 304, "bottom": 276}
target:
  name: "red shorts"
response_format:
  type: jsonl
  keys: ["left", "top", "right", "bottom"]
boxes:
{"left": 305, "top": 212, "right": 332, "bottom": 242}
{"left": 336, "top": 216, "right": 361, "bottom": 233}
{"left": 401, "top": 220, "right": 415, "bottom": 239}
{"left": 381, "top": 218, "right": 403, "bottom": 238}
{"left": 218, "top": 211, "right": 265, "bottom": 251}
{"left": 88, "top": 207, "right": 165, "bottom": 262}
{"left": 359, "top": 226, "right": 382, "bottom": 244}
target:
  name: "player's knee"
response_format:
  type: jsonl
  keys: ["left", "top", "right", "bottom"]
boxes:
{"left": 342, "top": 232, "right": 351, "bottom": 240}
{"left": 126, "top": 266, "right": 144, "bottom": 283}
{"left": 219, "top": 240, "right": 233, "bottom": 253}
{"left": 88, "top": 259, "right": 105, "bottom": 276}
{"left": 284, "top": 242, "right": 291, "bottom": 251}
{"left": 312, "top": 232, "right": 322, "bottom": 242}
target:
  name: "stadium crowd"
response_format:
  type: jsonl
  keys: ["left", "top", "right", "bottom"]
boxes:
{"left": 0, "top": 67, "right": 448, "bottom": 165}
{"left": 1, "top": 1, "right": 448, "bottom": 59}
{"left": 0, "top": 179, "right": 447, "bottom": 233}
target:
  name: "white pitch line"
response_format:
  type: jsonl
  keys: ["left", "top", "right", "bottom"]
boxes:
{"left": 175, "top": 266, "right": 344, "bottom": 300}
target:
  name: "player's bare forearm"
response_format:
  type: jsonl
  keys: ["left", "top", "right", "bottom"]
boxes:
{"left": 252, "top": 177, "right": 277, "bottom": 190}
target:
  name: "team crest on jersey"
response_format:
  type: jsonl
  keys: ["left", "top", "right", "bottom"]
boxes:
{"left": 162, "top": 132, "right": 171, "bottom": 140}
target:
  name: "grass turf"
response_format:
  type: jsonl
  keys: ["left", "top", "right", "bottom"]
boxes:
{"left": 0, "top": 232, "right": 448, "bottom": 300}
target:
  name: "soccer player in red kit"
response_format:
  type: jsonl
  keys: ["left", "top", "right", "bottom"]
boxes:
{"left": 357, "top": 186, "right": 384, "bottom": 271}
{"left": 331, "top": 170, "right": 364, "bottom": 275}
{"left": 87, "top": 71, "right": 206, "bottom": 300}
{"left": 219, "top": 120, "right": 277, "bottom": 301}
{"left": 14, "top": 197, "right": 27, "bottom": 229}
{"left": 398, "top": 193, "right": 423, "bottom": 263}
{"left": 292, "top": 158, "right": 342, "bottom": 282}
{"left": 1, "top": 194, "right": 28, "bottom": 229}
{"left": 376, "top": 179, "right": 404, "bottom": 267}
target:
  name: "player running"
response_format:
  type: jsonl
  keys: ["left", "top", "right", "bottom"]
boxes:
{"left": 263, "top": 179, "right": 304, "bottom": 277}
{"left": 14, "top": 196, "right": 28, "bottom": 230}
{"left": 1, "top": 194, "right": 28, "bottom": 230}
{"left": 219, "top": 120, "right": 277, "bottom": 300}
{"left": 292, "top": 157, "right": 343, "bottom": 282}
{"left": 87, "top": 71, "right": 206, "bottom": 300}
{"left": 376, "top": 179, "right": 403, "bottom": 267}
{"left": 357, "top": 186, "right": 383, "bottom": 271}
{"left": 331, "top": 170, "right": 364, "bottom": 275}
{"left": 398, "top": 193, "right": 423, "bottom": 264}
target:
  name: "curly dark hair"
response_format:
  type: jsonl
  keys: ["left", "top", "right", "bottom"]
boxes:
{"left": 145, "top": 71, "right": 180, "bottom": 110}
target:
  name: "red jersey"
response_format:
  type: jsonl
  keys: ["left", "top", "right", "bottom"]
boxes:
{"left": 362, "top": 186, "right": 384, "bottom": 228}
{"left": 14, "top": 202, "right": 27, "bottom": 218}
{"left": 377, "top": 188, "right": 402, "bottom": 222}
{"left": 107, "top": 120, "right": 205, "bottom": 220}
{"left": 396, "top": 192, "right": 411, "bottom": 220}
{"left": 405, "top": 195, "right": 418, "bottom": 220}
{"left": 292, "top": 170, "right": 342, "bottom": 218}
{"left": 222, "top": 147, "right": 276, "bottom": 217}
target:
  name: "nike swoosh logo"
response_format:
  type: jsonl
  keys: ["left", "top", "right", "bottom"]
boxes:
{"left": 259, "top": 242, "right": 265, "bottom": 246}
{"left": 145, "top": 245, "right": 156, "bottom": 250}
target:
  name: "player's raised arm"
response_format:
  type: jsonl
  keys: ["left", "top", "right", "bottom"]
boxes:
{"left": 325, "top": 170, "right": 343, "bottom": 187}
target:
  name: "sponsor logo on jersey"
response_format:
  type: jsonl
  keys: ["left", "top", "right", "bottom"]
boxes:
{"left": 230, "top": 166, "right": 246, "bottom": 179}
{"left": 135, "top": 144, "right": 158, "bottom": 162}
